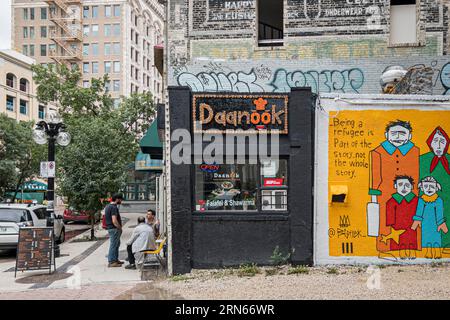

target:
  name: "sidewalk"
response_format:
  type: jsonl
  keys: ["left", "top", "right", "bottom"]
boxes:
{"left": 0, "top": 212, "right": 147, "bottom": 298}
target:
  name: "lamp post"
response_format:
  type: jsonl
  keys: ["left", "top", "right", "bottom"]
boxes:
{"left": 32, "top": 111, "right": 71, "bottom": 257}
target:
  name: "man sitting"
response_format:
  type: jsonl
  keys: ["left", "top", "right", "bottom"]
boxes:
{"left": 125, "top": 216, "right": 156, "bottom": 270}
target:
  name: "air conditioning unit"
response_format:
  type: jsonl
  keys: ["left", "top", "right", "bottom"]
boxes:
{"left": 262, "top": 190, "right": 287, "bottom": 211}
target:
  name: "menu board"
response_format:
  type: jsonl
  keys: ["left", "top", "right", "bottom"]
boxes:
{"left": 15, "top": 227, "right": 55, "bottom": 277}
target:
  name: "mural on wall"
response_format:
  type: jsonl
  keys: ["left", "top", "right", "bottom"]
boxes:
{"left": 328, "top": 111, "right": 450, "bottom": 260}
{"left": 174, "top": 58, "right": 450, "bottom": 95}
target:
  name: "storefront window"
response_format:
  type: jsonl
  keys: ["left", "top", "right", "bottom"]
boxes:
{"left": 195, "top": 164, "right": 258, "bottom": 212}
{"left": 260, "top": 160, "right": 288, "bottom": 211}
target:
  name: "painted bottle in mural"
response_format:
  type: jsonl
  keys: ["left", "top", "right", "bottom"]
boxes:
{"left": 419, "top": 127, "right": 450, "bottom": 249}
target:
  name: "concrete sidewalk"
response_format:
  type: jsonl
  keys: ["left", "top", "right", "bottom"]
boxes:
{"left": 0, "top": 212, "right": 147, "bottom": 295}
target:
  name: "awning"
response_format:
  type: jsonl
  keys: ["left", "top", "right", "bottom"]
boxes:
{"left": 140, "top": 119, "right": 163, "bottom": 159}
{"left": 135, "top": 152, "right": 164, "bottom": 171}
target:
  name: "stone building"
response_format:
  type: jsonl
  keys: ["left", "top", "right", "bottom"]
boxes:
{"left": 0, "top": 49, "right": 55, "bottom": 122}
{"left": 11, "top": 0, "right": 165, "bottom": 105}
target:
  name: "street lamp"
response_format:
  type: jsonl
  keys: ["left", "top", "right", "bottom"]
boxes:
{"left": 32, "top": 111, "right": 71, "bottom": 257}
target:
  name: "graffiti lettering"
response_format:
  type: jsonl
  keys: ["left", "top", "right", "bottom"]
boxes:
{"left": 270, "top": 68, "right": 365, "bottom": 93}
{"left": 177, "top": 69, "right": 264, "bottom": 92}
{"left": 441, "top": 63, "right": 450, "bottom": 95}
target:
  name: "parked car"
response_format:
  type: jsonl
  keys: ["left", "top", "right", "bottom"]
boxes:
{"left": 0, "top": 204, "right": 65, "bottom": 250}
{"left": 63, "top": 207, "right": 100, "bottom": 224}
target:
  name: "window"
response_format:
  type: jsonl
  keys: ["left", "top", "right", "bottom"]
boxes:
{"left": 20, "top": 78, "right": 29, "bottom": 92}
{"left": 29, "top": 45, "right": 35, "bottom": 56}
{"left": 41, "top": 26, "right": 47, "bottom": 38}
{"left": 83, "top": 62, "right": 89, "bottom": 74}
{"left": 92, "top": 43, "right": 99, "bottom": 55}
{"left": 104, "top": 61, "right": 112, "bottom": 73}
{"left": 92, "top": 62, "right": 99, "bottom": 73}
{"left": 113, "top": 61, "right": 121, "bottom": 73}
{"left": 23, "top": 27, "right": 28, "bottom": 38}
{"left": 194, "top": 160, "right": 288, "bottom": 212}
{"left": 22, "top": 45, "right": 28, "bottom": 56}
{"left": 91, "top": 25, "right": 99, "bottom": 36}
{"left": 49, "top": 5, "right": 56, "bottom": 17}
{"left": 83, "top": 43, "right": 89, "bottom": 55}
{"left": 113, "top": 43, "right": 120, "bottom": 55}
{"left": 83, "top": 80, "right": 90, "bottom": 88}
{"left": 195, "top": 164, "right": 258, "bottom": 212}
{"left": 19, "top": 100, "right": 28, "bottom": 115}
{"left": 258, "top": 0, "right": 284, "bottom": 47}
{"left": 104, "top": 43, "right": 111, "bottom": 55}
{"left": 92, "top": 6, "right": 98, "bottom": 18}
{"left": 41, "top": 7, "right": 47, "bottom": 20}
{"left": 83, "top": 6, "right": 89, "bottom": 18}
{"left": 114, "top": 5, "right": 120, "bottom": 17}
{"left": 40, "top": 44, "right": 47, "bottom": 56}
{"left": 113, "top": 80, "right": 120, "bottom": 91}
{"left": 49, "top": 44, "right": 56, "bottom": 55}
{"left": 6, "top": 73, "right": 16, "bottom": 88}
{"left": 104, "top": 24, "right": 112, "bottom": 36}
{"left": 105, "top": 80, "right": 111, "bottom": 92}
{"left": 38, "top": 105, "right": 45, "bottom": 119}
{"left": 390, "top": 0, "right": 417, "bottom": 45}
{"left": 113, "top": 24, "right": 121, "bottom": 36}
{"left": 6, "top": 96, "right": 14, "bottom": 112}
{"left": 29, "top": 27, "right": 35, "bottom": 39}
{"left": 23, "top": 8, "right": 28, "bottom": 20}
{"left": 30, "top": 8, "right": 35, "bottom": 20}
{"left": 105, "top": 5, "right": 112, "bottom": 17}
{"left": 83, "top": 25, "right": 90, "bottom": 36}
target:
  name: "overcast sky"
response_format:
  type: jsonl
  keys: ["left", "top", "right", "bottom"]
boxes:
{"left": 0, "top": 0, "right": 11, "bottom": 50}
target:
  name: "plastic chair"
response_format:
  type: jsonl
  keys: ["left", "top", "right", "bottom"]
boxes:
{"left": 139, "top": 238, "right": 166, "bottom": 275}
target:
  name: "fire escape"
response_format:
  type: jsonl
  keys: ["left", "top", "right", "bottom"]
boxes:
{"left": 45, "top": 0, "right": 83, "bottom": 66}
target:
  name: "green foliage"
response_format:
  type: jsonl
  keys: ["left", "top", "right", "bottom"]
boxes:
{"left": 31, "top": 63, "right": 155, "bottom": 221}
{"left": 270, "top": 246, "right": 291, "bottom": 266}
{"left": 0, "top": 115, "right": 44, "bottom": 200}
{"left": 327, "top": 267, "right": 339, "bottom": 275}
{"left": 238, "top": 264, "right": 261, "bottom": 277}
{"left": 288, "top": 266, "right": 310, "bottom": 275}
{"left": 170, "top": 275, "right": 191, "bottom": 282}
{"left": 264, "top": 268, "right": 278, "bottom": 276}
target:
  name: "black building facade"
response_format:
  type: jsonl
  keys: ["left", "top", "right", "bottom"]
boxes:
{"left": 168, "top": 87, "right": 314, "bottom": 275}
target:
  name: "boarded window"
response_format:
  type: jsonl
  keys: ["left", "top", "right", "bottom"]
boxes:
{"left": 390, "top": 0, "right": 417, "bottom": 45}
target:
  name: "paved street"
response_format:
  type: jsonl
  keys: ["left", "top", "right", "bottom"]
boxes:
{"left": 0, "top": 212, "right": 146, "bottom": 298}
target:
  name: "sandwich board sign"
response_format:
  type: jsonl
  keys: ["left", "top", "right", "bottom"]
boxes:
{"left": 40, "top": 161, "right": 55, "bottom": 178}
{"left": 15, "top": 227, "right": 56, "bottom": 277}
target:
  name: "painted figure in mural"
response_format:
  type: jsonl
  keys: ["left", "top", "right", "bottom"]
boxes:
{"left": 384, "top": 176, "right": 419, "bottom": 259}
{"left": 412, "top": 176, "right": 448, "bottom": 259}
{"left": 368, "top": 120, "right": 420, "bottom": 259}
{"left": 420, "top": 127, "right": 450, "bottom": 247}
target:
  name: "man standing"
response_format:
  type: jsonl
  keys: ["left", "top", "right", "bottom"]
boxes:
{"left": 105, "top": 194, "right": 124, "bottom": 267}
{"left": 125, "top": 216, "right": 157, "bottom": 270}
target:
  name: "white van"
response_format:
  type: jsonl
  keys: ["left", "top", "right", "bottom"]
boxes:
{"left": 0, "top": 204, "right": 65, "bottom": 250}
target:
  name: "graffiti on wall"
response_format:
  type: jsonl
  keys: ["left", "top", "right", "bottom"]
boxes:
{"left": 441, "top": 63, "right": 450, "bottom": 95}
{"left": 328, "top": 111, "right": 450, "bottom": 260}
{"left": 270, "top": 68, "right": 365, "bottom": 93}
{"left": 177, "top": 67, "right": 365, "bottom": 93}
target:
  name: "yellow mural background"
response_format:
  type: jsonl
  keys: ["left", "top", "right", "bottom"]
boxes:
{"left": 328, "top": 109, "right": 450, "bottom": 257}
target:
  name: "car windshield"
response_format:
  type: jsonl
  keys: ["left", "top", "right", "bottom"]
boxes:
{"left": 0, "top": 209, "right": 29, "bottom": 223}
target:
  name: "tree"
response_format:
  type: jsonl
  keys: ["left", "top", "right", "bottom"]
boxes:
{"left": 32, "top": 64, "right": 155, "bottom": 239}
{"left": 0, "top": 114, "right": 44, "bottom": 201}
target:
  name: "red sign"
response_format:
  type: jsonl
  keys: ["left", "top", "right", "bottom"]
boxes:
{"left": 264, "top": 178, "right": 284, "bottom": 187}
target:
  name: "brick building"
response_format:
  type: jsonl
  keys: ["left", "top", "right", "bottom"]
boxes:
{"left": 163, "top": 1, "right": 450, "bottom": 274}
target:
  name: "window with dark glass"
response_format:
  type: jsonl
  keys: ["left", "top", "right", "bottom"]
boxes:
{"left": 258, "top": 0, "right": 284, "bottom": 47}
{"left": 6, "top": 96, "right": 14, "bottom": 112}
{"left": 19, "top": 100, "right": 28, "bottom": 115}
{"left": 41, "top": 8, "right": 47, "bottom": 20}
{"left": 195, "top": 160, "right": 288, "bottom": 212}
{"left": 38, "top": 105, "right": 45, "bottom": 119}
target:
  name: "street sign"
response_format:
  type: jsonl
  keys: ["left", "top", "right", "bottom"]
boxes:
{"left": 15, "top": 227, "right": 56, "bottom": 277}
{"left": 40, "top": 161, "right": 56, "bottom": 178}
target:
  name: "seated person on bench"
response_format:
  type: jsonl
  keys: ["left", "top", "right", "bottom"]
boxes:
{"left": 125, "top": 216, "right": 156, "bottom": 270}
